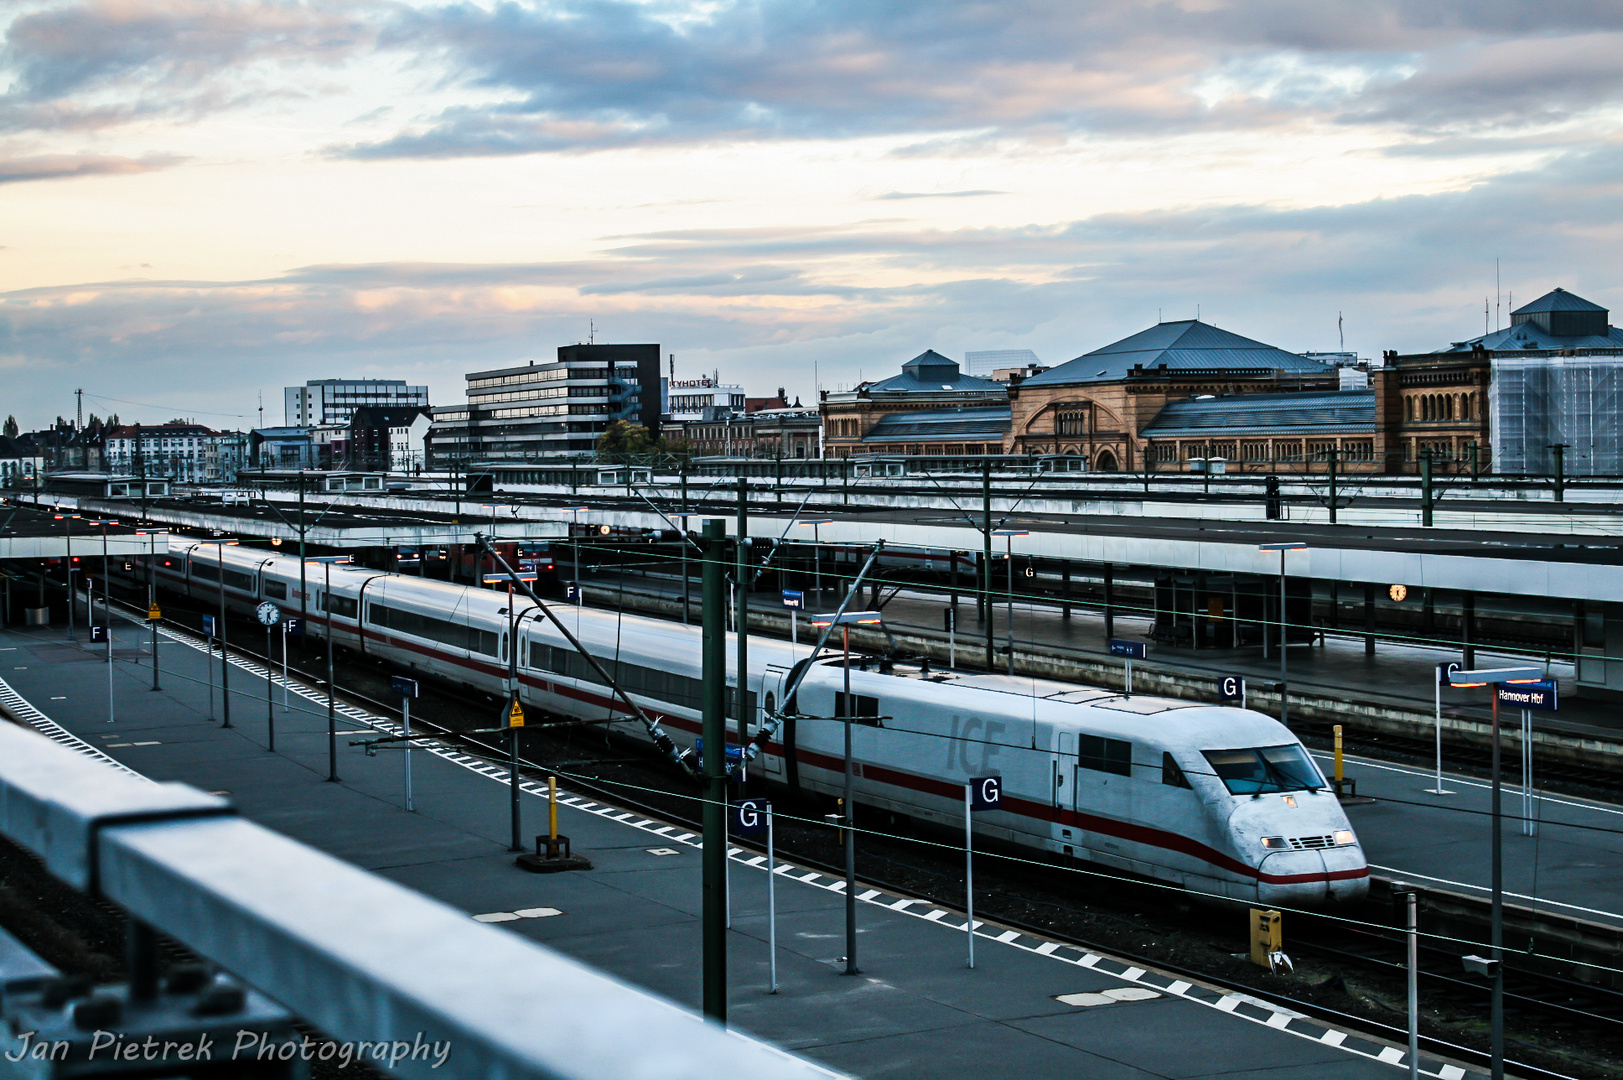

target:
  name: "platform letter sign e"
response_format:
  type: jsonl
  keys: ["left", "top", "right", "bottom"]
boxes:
{"left": 731, "top": 797, "right": 769, "bottom": 836}
{"left": 969, "top": 776, "right": 1002, "bottom": 811}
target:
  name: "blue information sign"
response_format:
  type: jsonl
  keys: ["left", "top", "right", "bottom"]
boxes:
{"left": 1497, "top": 679, "right": 1558, "bottom": 712}
{"left": 968, "top": 775, "right": 1002, "bottom": 811}
{"left": 201, "top": 614, "right": 217, "bottom": 638}
{"left": 781, "top": 589, "right": 803, "bottom": 610}
{"left": 283, "top": 617, "right": 304, "bottom": 637}
{"left": 1108, "top": 638, "right": 1146, "bottom": 660}
{"left": 694, "top": 738, "right": 744, "bottom": 770}
{"left": 391, "top": 676, "right": 420, "bottom": 700}
{"left": 731, "top": 797, "right": 769, "bottom": 836}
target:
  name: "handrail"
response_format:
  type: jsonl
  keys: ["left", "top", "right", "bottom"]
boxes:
{"left": 0, "top": 721, "right": 839, "bottom": 1080}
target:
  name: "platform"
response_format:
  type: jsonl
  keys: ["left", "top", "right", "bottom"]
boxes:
{"left": 0, "top": 616, "right": 1505, "bottom": 1080}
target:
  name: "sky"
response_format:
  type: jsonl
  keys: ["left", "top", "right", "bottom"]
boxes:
{"left": 1, "top": 0, "right": 1621, "bottom": 430}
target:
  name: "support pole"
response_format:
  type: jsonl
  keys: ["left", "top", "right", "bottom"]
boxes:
{"left": 1463, "top": 592, "right": 1477, "bottom": 669}
{"left": 964, "top": 783, "right": 975, "bottom": 969}
{"left": 737, "top": 478, "right": 750, "bottom": 748}
{"left": 701, "top": 519, "right": 728, "bottom": 1023}
{"left": 403, "top": 696, "right": 413, "bottom": 812}
{"left": 507, "top": 589, "right": 520, "bottom": 854}
{"left": 982, "top": 462, "right": 994, "bottom": 671}
{"left": 1404, "top": 887, "right": 1420, "bottom": 1080}
{"left": 1327, "top": 446, "right": 1338, "bottom": 525}
{"left": 1490, "top": 687, "right": 1504, "bottom": 1080}
{"left": 1364, "top": 581, "right": 1376, "bottom": 658}
{"left": 325, "top": 561, "right": 337, "bottom": 782}
{"left": 1103, "top": 563, "right": 1114, "bottom": 641}
{"left": 767, "top": 805, "right": 778, "bottom": 995}
{"left": 218, "top": 545, "right": 231, "bottom": 730}
{"left": 1061, "top": 563, "right": 1071, "bottom": 621}
{"left": 1421, "top": 448, "right": 1434, "bottom": 528}
{"left": 841, "top": 623, "right": 858, "bottom": 976}
{"left": 265, "top": 625, "right": 275, "bottom": 751}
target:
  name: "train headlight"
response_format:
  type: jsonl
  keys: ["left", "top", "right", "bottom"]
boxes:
{"left": 1334, "top": 829, "right": 1356, "bottom": 847}
{"left": 1260, "top": 836, "right": 1289, "bottom": 850}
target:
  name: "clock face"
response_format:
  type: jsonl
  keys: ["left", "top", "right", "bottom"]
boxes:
{"left": 1388, "top": 584, "right": 1408, "bottom": 603}
{"left": 256, "top": 601, "right": 282, "bottom": 626}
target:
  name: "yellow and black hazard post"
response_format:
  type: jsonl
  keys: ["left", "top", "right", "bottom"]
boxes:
{"left": 146, "top": 603, "right": 161, "bottom": 692}
{"left": 507, "top": 694, "right": 524, "bottom": 854}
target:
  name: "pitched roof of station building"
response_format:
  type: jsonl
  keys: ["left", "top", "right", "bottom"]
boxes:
{"left": 1020, "top": 320, "right": 1334, "bottom": 388}
{"left": 1141, "top": 390, "right": 1375, "bottom": 438}
{"left": 1429, "top": 287, "right": 1622, "bottom": 354}
{"left": 862, "top": 406, "right": 1012, "bottom": 443}
{"left": 862, "top": 351, "right": 1006, "bottom": 396}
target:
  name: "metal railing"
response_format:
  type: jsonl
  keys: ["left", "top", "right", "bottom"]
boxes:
{"left": 0, "top": 721, "right": 840, "bottom": 1080}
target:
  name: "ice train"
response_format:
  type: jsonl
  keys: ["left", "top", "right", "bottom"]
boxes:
{"left": 150, "top": 540, "right": 1368, "bottom": 906}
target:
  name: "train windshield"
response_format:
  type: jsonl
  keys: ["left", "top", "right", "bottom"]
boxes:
{"left": 1202, "top": 745, "right": 1324, "bottom": 795}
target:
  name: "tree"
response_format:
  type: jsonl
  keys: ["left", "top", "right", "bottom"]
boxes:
{"left": 2, "top": 415, "right": 16, "bottom": 439}
{"left": 595, "top": 420, "right": 653, "bottom": 462}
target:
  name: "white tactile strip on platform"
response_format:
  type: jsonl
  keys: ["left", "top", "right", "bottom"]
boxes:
{"left": 113, "top": 617, "right": 1483, "bottom": 1079}
{"left": 0, "top": 674, "right": 150, "bottom": 781}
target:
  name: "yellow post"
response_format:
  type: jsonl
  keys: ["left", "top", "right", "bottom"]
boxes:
{"left": 1249, "top": 908, "right": 1283, "bottom": 969}
{"left": 1333, "top": 724, "right": 1344, "bottom": 783}
{"left": 548, "top": 776, "right": 558, "bottom": 840}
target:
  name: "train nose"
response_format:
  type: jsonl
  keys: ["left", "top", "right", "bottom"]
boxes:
{"left": 1256, "top": 846, "right": 1369, "bottom": 906}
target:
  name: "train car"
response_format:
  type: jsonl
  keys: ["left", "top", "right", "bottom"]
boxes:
{"left": 145, "top": 538, "right": 1367, "bottom": 907}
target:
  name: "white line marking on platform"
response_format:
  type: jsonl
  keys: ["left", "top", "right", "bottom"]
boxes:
{"left": 513, "top": 907, "right": 563, "bottom": 919}
{"left": 473, "top": 912, "right": 520, "bottom": 923}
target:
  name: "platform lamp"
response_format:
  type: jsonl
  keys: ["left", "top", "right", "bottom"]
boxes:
{"left": 198, "top": 538, "right": 241, "bottom": 730}
{"left": 811, "top": 608, "right": 883, "bottom": 976}
{"left": 990, "top": 529, "right": 1028, "bottom": 675}
{"left": 52, "top": 512, "right": 80, "bottom": 640}
{"left": 559, "top": 506, "right": 590, "bottom": 606}
{"left": 135, "top": 529, "right": 169, "bottom": 690}
{"left": 798, "top": 519, "right": 834, "bottom": 604}
{"left": 306, "top": 554, "right": 352, "bottom": 782}
{"left": 1448, "top": 664, "right": 1543, "bottom": 1080}
{"left": 1258, "top": 542, "right": 1308, "bottom": 726}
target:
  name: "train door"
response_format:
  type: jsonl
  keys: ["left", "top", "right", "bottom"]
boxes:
{"left": 760, "top": 665, "right": 790, "bottom": 777}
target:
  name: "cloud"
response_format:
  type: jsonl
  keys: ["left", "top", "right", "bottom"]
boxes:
{"left": 876, "top": 189, "right": 1006, "bottom": 200}
{"left": 0, "top": 0, "right": 376, "bottom": 134}
{"left": 0, "top": 151, "right": 183, "bottom": 183}
{"left": 3, "top": 142, "right": 1619, "bottom": 430}
{"left": 336, "top": 0, "right": 1623, "bottom": 158}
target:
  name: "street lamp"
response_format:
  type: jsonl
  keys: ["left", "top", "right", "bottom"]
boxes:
{"left": 52, "top": 513, "right": 80, "bottom": 640}
{"left": 1258, "top": 542, "right": 1308, "bottom": 726}
{"left": 991, "top": 529, "right": 1028, "bottom": 675}
{"left": 1448, "top": 664, "right": 1543, "bottom": 1080}
{"left": 811, "top": 608, "right": 883, "bottom": 976}
{"left": 135, "top": 529, "right": 168, "bottom": 690}
{"left": 307, "top": 555, "right": 352, "bottom": 781}
{"left": 559, "top": 506, "right": 590, "bottom": 607}
{"left": 199, "top": 539, "right": 240, "bottom": 729}
{"left": 799, "top": 519, "right": 833, "bottom": 605}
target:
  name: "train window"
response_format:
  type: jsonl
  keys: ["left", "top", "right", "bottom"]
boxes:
{"left": 327, "top": 595, "right": 358, "bottom": 619}
{"left": 1077, "top": 734, "right": 1132, "bottom": 776}
{"left": 265, "top": 581, "right": 287, "bottom": 600}
{"left": 369, "top": 602, "right": 494, "bottom": 655}
{"left": 834, "top": 692, "right": 882, "bottom": 726}
{"left": 1202, "top": 745, "right": 1324, "bottom": 795}
{"left": 1161, "top": 752, "right": 1190, "bottom": 788}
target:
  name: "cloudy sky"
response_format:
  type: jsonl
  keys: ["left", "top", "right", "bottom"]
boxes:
{"left": 2, "top": 0, "right": 1620, "bottom": 429}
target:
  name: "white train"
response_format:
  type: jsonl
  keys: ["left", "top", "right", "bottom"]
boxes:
{"left": 152, "top": 539, "right": 1369, "bottom": 907}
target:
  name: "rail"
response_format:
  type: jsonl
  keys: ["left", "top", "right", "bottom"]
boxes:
{"left": 0, "top": 721, "right": 839, "bottom": 1080}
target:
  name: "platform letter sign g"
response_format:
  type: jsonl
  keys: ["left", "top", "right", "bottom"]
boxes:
{"left": 1218, "top": 676, "right": 1244, "bottom": 702}
{"left": 969, "top": 776, "right": 1001, "bottom": 812}
{"left": 731, "top": 797, "right": 769, "bottom": 836}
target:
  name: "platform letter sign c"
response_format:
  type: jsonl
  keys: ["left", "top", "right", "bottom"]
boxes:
{"left": 1437, "top": 661, "right": 1461, "bottom": 686}
{"left": 731, "top": 797, "right": 769, "bottom": 836}
{"left": 969, "top": 776, "right": 1001, "bottom": 811}
{"left": 1218, "top": 676, "right": 1244, "bottom": 701}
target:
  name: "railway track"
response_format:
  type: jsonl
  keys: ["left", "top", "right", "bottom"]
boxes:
{"left": 83, "top": 583, "right": 1622, "bottom": 1079}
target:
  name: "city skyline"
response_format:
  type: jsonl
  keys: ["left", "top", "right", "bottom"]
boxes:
{"left": 2, "top": 0, "right": 1621, "bottom": 428}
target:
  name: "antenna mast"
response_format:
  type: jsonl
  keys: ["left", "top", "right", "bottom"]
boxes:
{"left": 75, "top": 388, "right": 83, "bottom": 430}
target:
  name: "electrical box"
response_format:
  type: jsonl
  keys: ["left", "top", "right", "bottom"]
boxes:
{"left": 1249, "top": 908, "right": 1282, "bottom": 969}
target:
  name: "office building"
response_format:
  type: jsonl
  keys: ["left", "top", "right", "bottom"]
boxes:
{"left": 430, "top": 343, "right": 662, "bottom": 464}
{"left": 285, "top": 379, "right": 429, "bottom": 427}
